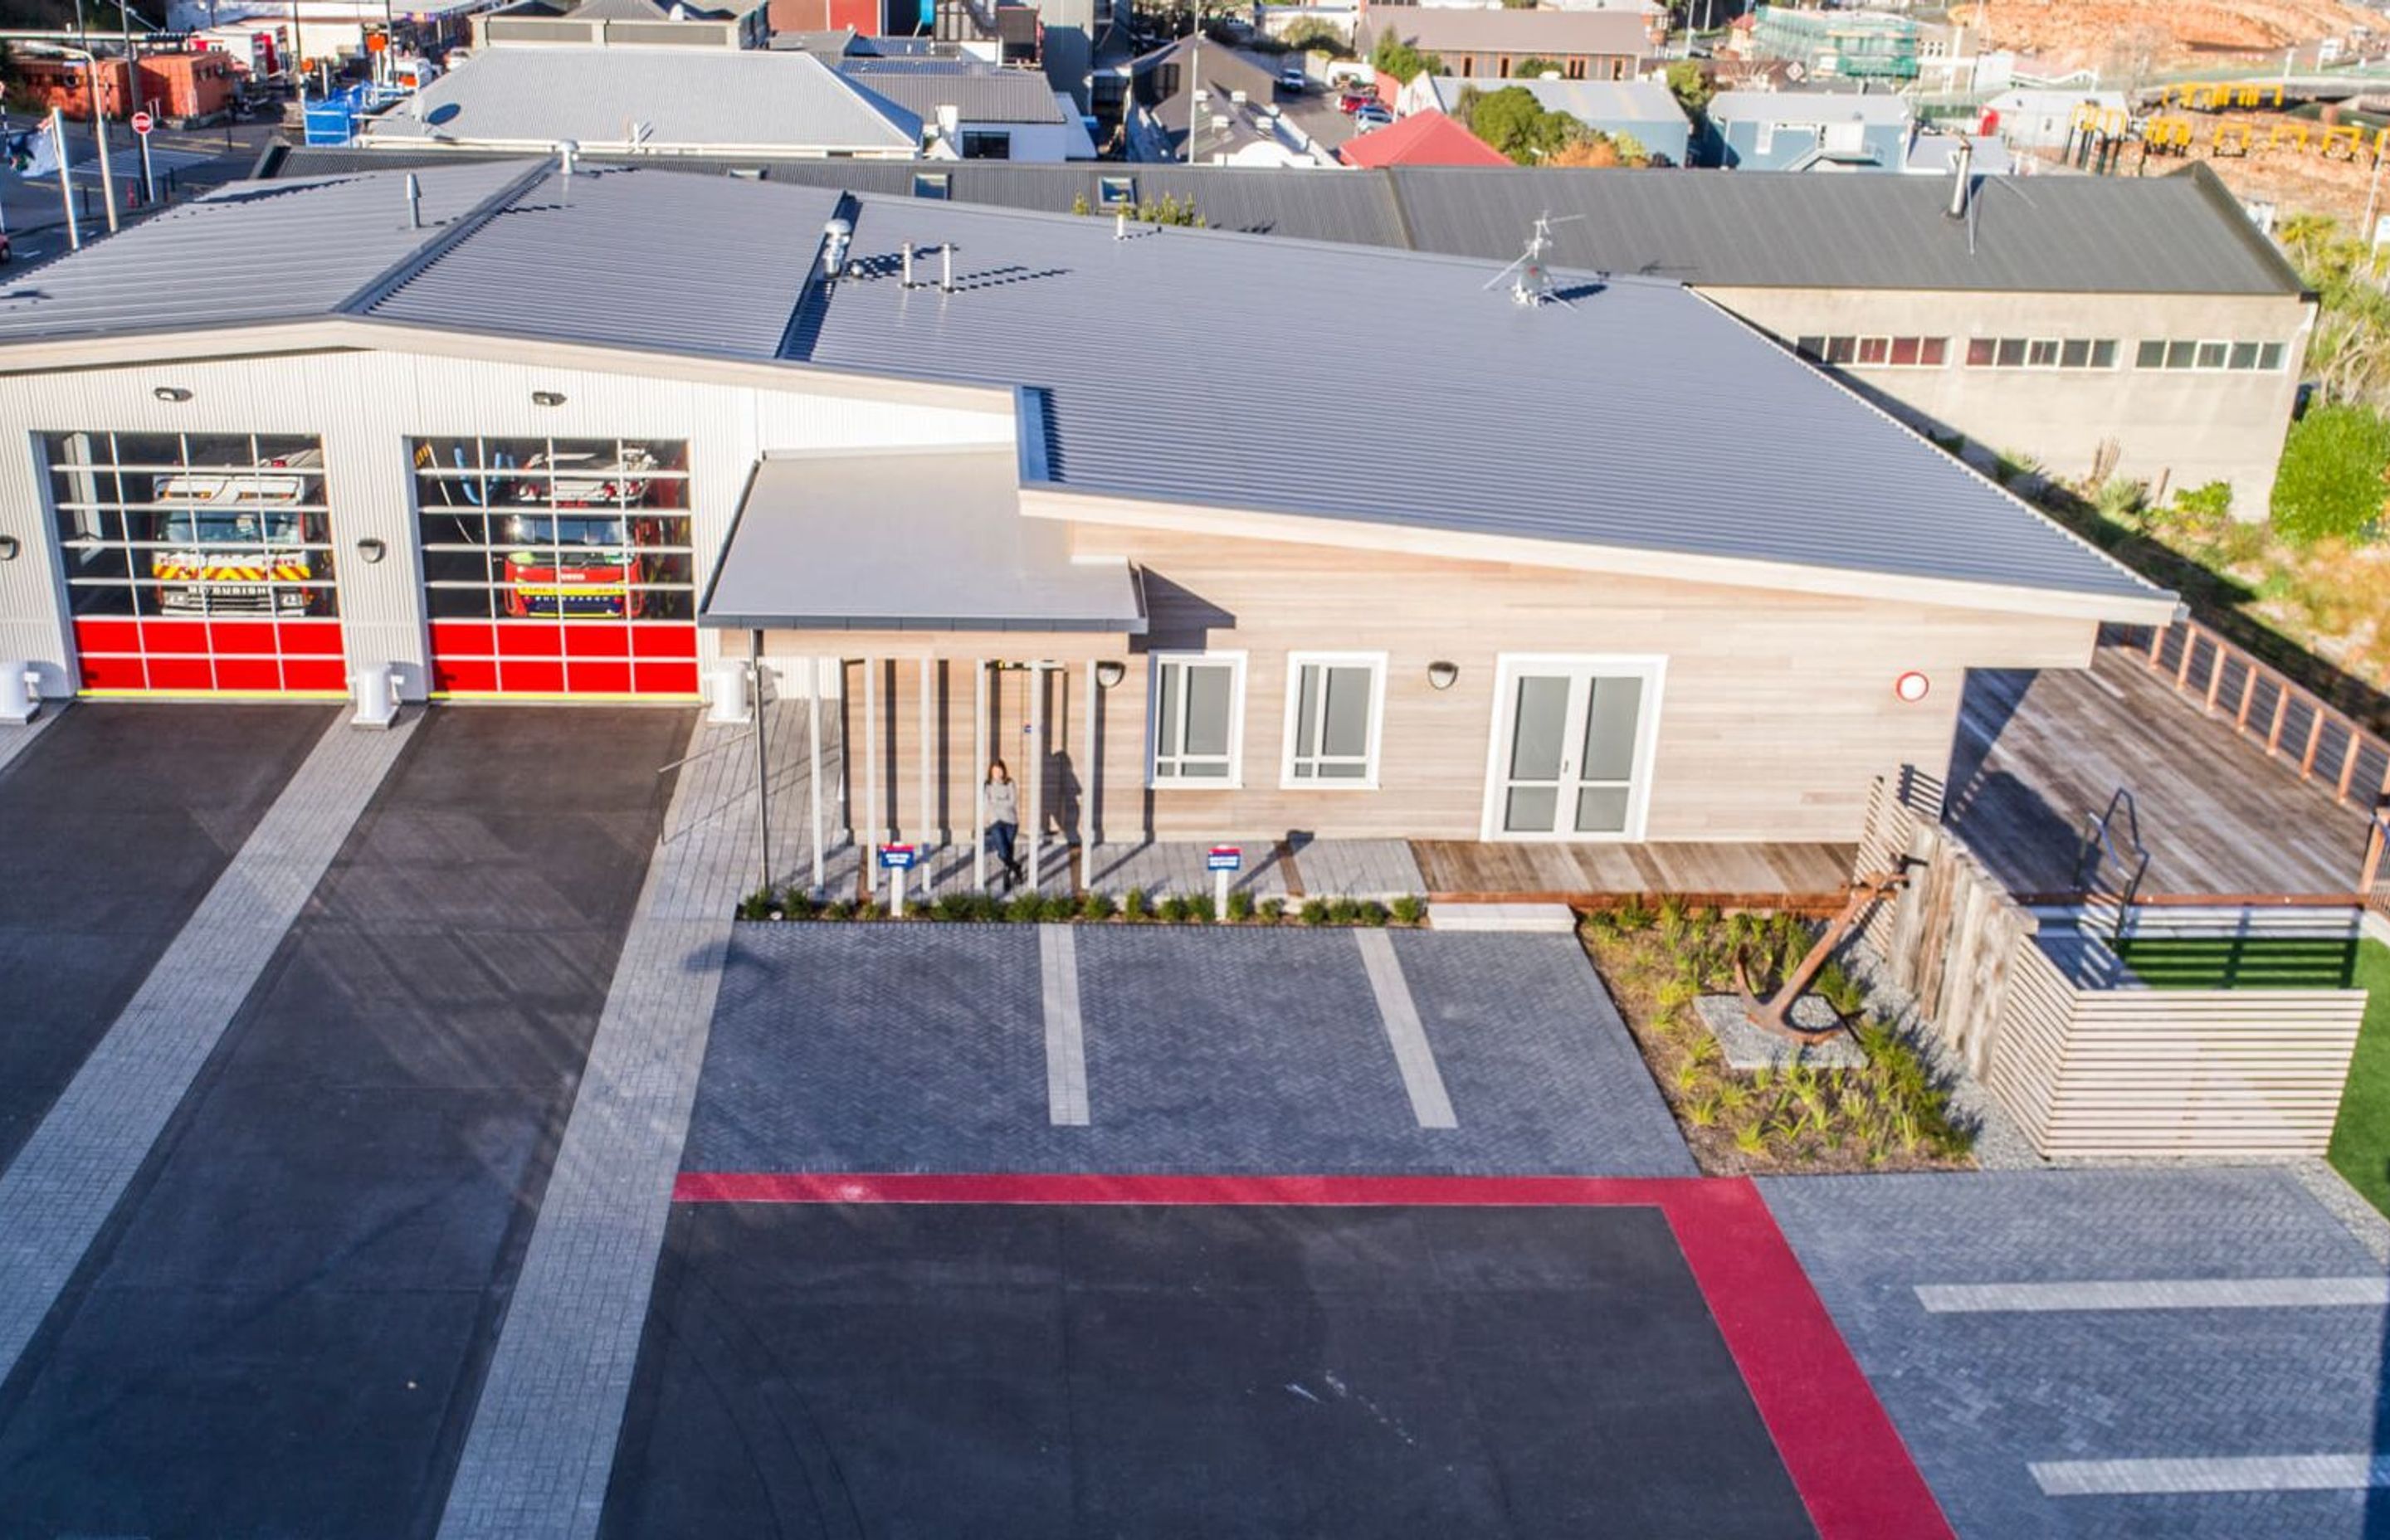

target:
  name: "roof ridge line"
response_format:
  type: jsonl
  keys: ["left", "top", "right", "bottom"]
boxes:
{"left": 333, "top": 158, "right": 561, "bottom": 319}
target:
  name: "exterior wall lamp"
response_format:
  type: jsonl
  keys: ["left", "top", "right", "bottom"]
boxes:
{"left": 1427, "top": 660, "right": 1460, "bottom": 690}
{"left": 530, "top": 390, "right": 567, "bottom": 407}
{"left": 152, "top": 387, "right": 193, "bottom": 403}
{"left": 0, "top": 534, "right": 18, "bottom": 561}
{"left": 356, "top": 537, "right": 388, "bottom": 564}
{"left": 1095, "top": 660, "right": 1126, "bottom": 689}
{"left": 1894, "top": 670, "right": 1932, "bottom": 703}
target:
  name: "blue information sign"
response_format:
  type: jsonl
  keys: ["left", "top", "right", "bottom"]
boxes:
{"left": 1207, "top": 846, "right": 1242, "bottom": 873}
{"left": 879, "top": 843, "right": 918, "bottom": 870}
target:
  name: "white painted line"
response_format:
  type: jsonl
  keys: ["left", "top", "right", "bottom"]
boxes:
{"left": 2032, "top": 1454, "right": 2390, "bottom": 1497}
{"left": 1040, "top": 924, "right": 1090, "bottom": 1127}
{"left": 1917, "top": 1277, "right": 2390, "bottom": 1313}
{"left": 1355, "top": 929, "right": 1457, "bottom": 1130}
{"left": 0, "top": 713, "right": 412, "bottom": 1385}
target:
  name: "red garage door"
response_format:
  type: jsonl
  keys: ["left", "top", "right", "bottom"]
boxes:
{"left": 47, "top": 431, "right": 348, "bottom": 697}
{"left": 412, "top": 436, "right": 700, "bottom": 699}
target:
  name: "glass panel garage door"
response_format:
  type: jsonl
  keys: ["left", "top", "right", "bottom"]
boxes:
{"left": 46, "top": 430, "right": 346, "bottom": 695}
{"left": 412, "top": 436, "right": 700, "bottom": 699}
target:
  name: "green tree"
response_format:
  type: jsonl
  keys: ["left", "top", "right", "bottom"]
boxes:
{"left": 1664, "top": 59, "right": 1713, "bottom": 120}
{"left": 1457, "top": 83, "right": 1579, "bottom": 163}
{"left": 2271, "top": 402, "right": 2390, "bottom": 544}
{"left": 1509, "top": 55, "right": 1562, "bottom": 78}
{"left": 1369, "top": 29, "right": 1442, "bottom": 84}
{"left": 1279, "top": 17, "right": 1350, "bottom": 57}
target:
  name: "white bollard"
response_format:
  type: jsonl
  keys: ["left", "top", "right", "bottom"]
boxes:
{"left": 707, "top": 660, "right": 753, "bottom": 724}
{"left": 1214, "top": 865, "right": 1231, "bottom": 916}
{"left": 350, "top": 662, "right": 402, "bottom": 729}
{"left": 0, "top": 661, "right": 37, "bottom": 725}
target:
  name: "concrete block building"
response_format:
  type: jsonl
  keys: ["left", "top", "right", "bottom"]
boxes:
{"left": 0, "top": 163, "right": 2170, "bottom": 860}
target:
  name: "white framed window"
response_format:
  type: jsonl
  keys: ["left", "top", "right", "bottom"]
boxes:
{"left": 1148, "top": 650, "right": 1246, "bottom": 786}
{"left": 1281, "top": 651, "right": 1386, "bottom": 789}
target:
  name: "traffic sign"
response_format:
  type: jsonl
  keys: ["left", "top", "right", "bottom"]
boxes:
{"left": 130, "top": 111, "right": 154, "bottom": 136}
{"left": 878, "top": 843, "right": 917, "bottom": 870}
{"left": 1207, "top": 846, "right": 1242, "bottom": 873}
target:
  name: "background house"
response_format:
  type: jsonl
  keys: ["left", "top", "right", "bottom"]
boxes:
{"left": 1339, "top": 108, "right": 1509, "bottom": 167}
{"left": 841, "top": 55, "right": 1098, "bottom": 159}
{"left": 1704, "top": 90, "right": 1909, "bottom": 169}
{"left": 1359, "top": 6, "right": 1655, "bottom": 82}
{"left": 1403, "top": 75, "right": 1690, "bottom": 164}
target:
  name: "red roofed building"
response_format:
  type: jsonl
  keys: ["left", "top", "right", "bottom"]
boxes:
{"left": 1338, "top": 108, "right": 1511, "bottom": 168}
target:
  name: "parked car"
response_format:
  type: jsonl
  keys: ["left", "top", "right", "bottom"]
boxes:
{"left": 1354, "top": 103, "right": 1394, "bottom": 129}
{"left": 1277, "top": 66, "right": 1307, "bottom": 94}
{"left": 1338, "top": 90, "right": 1376, "bottom": 114}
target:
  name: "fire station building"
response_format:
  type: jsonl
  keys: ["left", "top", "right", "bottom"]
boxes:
{"left": 0, "top": 161, "right": 2173, "bottom": 850}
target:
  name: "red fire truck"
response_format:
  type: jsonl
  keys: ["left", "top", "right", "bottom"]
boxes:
{"left": 501, "top": 446, "right": 666, "bottom": 618}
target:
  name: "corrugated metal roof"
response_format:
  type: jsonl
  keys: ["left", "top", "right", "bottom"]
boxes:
{"left": 0, "top": 161, "right": 539, "bottom": 340}
{"left": 256, "top": 148, "right": 2301, "bottom": 297}
{"left": 359, "top": 46, "right": 920, "bottom": 151}
{"left": 836, "top": 61, "right": 1068, "bottom": 124}
{"left": 702, "top": 449, "right": 1146, "bottom": 630}
{"left": 372, "top": 166, "right": 835, "bottom": 358}
{"left": 1422, "top": 76, "right": 1689, "bottom": 129}
{"left": 1339, "top": 110, "right": 1511, "bottom": 168}
{"left": 784, "top": 188, "right": 2158, "bottom": 605}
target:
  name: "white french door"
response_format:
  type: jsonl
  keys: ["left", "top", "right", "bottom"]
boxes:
{"left": 1483, "top": 655, "right": 1665, "bottom": 841}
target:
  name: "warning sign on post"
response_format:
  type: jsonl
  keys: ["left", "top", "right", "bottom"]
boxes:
{"left": 130, "top": 110, "right": 154, "bottom": 136}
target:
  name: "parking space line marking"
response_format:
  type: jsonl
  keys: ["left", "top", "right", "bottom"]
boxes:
{"left": 1355, "top": 929, "right": 1457, "bottom": 1129}
{"left": 0, "top": 712, "right": 410, "bottom": 1386}
{"left": 2032, "top": 1454, "right": 2390, "bottom": 1496}
{"left": 1918, "top": 1277, "right": 2390, "bottom": 1313}
{"left": 1039, "top": 924, "right": 1090, "bottom": 1127}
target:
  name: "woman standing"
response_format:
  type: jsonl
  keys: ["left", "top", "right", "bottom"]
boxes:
{"left": 983, "top": 759, "right": 1024, "bottom": 891}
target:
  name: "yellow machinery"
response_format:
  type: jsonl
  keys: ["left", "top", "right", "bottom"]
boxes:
{"left": 2209, "top": 119, "right": 2252, "bottom": 156}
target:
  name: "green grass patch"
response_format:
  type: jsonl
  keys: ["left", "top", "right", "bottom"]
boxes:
{"left": 2329, "top": 939, "right": 2390, "bottom": 1219}
{"left": 2114, "top": 934, "right": 2359, "bottom": 990}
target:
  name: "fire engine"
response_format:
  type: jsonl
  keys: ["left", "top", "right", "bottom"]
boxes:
{"left": 501, "top": 446, "right": 665, "bottom": 618}
{"left": 149, "top": 449, "right": 324, "bottom": 615}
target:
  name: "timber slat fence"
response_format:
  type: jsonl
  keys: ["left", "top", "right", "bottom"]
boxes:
{"left": 2134, "top": 618, "right": 2390, "bottom": 810}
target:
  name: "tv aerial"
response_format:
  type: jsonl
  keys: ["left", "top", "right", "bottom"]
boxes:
{"left": 1483, "top": 211, "right": 1585, "bottom": 307}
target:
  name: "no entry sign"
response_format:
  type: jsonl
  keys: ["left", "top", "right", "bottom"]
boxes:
{"left": 130, "top": 111, "right": 154, "bottom": 136}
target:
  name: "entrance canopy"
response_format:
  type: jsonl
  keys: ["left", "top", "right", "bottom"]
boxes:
{"left": 700, "top": 449, "right": 1146, "bottom": 634}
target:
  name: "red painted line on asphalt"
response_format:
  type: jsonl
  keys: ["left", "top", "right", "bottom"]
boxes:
{"left": 671, "top": 1170, "right": 1953, "bottom": 1539}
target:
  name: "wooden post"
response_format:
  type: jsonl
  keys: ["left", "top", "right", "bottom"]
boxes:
{"left": 1029, "top": 662, "right": 1046, "bottom": 893}
{"left": 973, "top": 658, "right": 988, "bottom": 891}
{"left": 2145, "top": 623, "right": 2165, "bottom": 669}
{"left": 2267, "top": 689, "right": 2290, "bottom": 757}
{"left": 865, "top": 656, "right": 879, "bottom": 898}
{"left": 2203, "top": 652, "right": 2226, "bottom": 714}
{"left": 2361, "top": 816, "right": 2388, "bottom": 896}
{"left": 808, "top": 655, "right": 825, "bottom": 896}
{"left": 2301, "top": 710, "right": 2326, "bottom": 781}
{"left": 2339, "top": 733, "right": 2362, "bottom": 803}
{"left": 2234, "top": 667, "right": 2257, "bottom": 733}
{"left": 2174, "top": 629, "right": 2197, "bottom": 691}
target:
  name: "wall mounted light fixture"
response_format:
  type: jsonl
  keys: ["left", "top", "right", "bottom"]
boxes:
{"left": 152, "top": 386, "right": 193, "bottom": 403}
{"left": 1427, "top": 660, "right": 1460, "bottom": 690}
{"left": 1095, "top": 660, "right": 1126, "bottom": 689}
{"left": 1894, "top": 670, "right": 1931, "bottom": 703}
{"left": 530, "top": 390, "right": 566, "bottom": 407}
{"left": 0, "top": 534, "right": 19, "bottom": 562}
{"left": 356, "top": 537, "right": 388, "bottom": 565}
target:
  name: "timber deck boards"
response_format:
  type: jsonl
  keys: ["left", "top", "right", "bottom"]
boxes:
{"left": 1411, "top": 839, "right": 1855, "bottom": 902}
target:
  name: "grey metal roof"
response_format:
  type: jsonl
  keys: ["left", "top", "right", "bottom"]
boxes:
{"left": 702, "top": 449, "right": 1147, "bottom": 630}
{"left": 358, "top": 46, "right": 921, "bottom": 152}
{"left": 778, "top": 187, "right": 2159, "bottom": 607}
{"left": 836, "top": 61, "right": 1068, "bottom": 124}
{"left": 1421, "top": 77, "right": 1689, "bottom": 129}
{"left": 372, "top": 166, "right": 827, "bottom": 358}
{"left": 1709, "top": 90, "right": 1910, "bottom": 125}
{"left": 0, "top": 161, "right": 540, "bottom": 340}
{"left": 255, "top": 148, "right": 2302, "bottom": 298}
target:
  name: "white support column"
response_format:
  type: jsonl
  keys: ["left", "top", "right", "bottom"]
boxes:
{"left": 864, "top": 656, "right": 879, "bottom": 899}
{"left": 973, "top": 658, "right": 988, "bottom": 892}
{"left": 808, "top": 655, "right": 825, "bottom": 896}
{"left": 919, "top": 655, "right": 935, "bottom": 853}
{"left": 1029, "top": 662, "right": 1046, "bottom": 893}
{"left": 1084, "top": 658, "right": 1100, "bottom": 851}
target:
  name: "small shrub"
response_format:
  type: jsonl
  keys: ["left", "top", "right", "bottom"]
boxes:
{"left": 2091, "top": 475, "right": 2149, "bottom": 526}
{"left": 1686, "top": 1094, "right": 1722, "bottom": 1128}
{"left": 821, "top": 898, "right": 856, "bottom": 922}
{"left": 1300, "top": 898, "right": 1330, "bottom": 927}
{"left": 934, "top": 891, "right": 979, "bottom": 923}
{"left": 1671, "top": 1060, "right": 1706, "bottom": 1094}
{"left": 1005, "top": 891, "right": 1045, "bottom": 924}
{"left": 1225, "top": 889, "right": 1255, "bottom": 923}
{"left": 1732, "top": 1123, "right": 1767, "bottom": 1157}
{"left": 1258, "top": 897, "right": 1287, "bottom": 924}
{"left": 1123, "top": 887, "right": 1152, "bottom": 922}
{"left": 1079, "top": 889, "right": 1117, "bottom": 922}
{"left": 1158, "top": 894, "right": 1193, "bottom": 924}
{"left": 1653, "top": 977, "right": 1700, "bottom": 1017}
{"left": 1186, "top": 893, "right": 1217, "bottom": 924}
{"left": 737, "top": 888, "right": 774, "bottom": 921}
{"left": 1389, "top": 894, "right": 1427, "bottom": 926}
{"left": 1040, "top": 893, "right": 1077, "bottom": 924}
{"left": 2273, "top": 402, "right": 2390, "bottom": 544}
{"left": 855, "top": 899, "right": 885, "bottom": 922}
{"left": 2172, "top": 478, "right": 2233, "bottom": 525}
{"left": 1325, "top": 897, "right": 1362, "bottom": 926}
{"left": 1612, "top": 899, "right": 1656, "bottom": 932}
{"left": 1814, "top": 961, "right": 1868, "bottom": 1018}
{"left": 1356, "top": 899, "right": 1390, "bottom": 928}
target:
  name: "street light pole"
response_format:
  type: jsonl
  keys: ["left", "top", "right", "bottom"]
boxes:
{"left": 120, "top": 0, "right": 150, "bottom": 205}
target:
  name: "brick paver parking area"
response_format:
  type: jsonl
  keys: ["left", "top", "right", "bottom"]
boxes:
{"left": 682, "top": 925, "right": 1694, "bottom": 1177}
{"left": 1763, "top": 1167, "right": 2390, "bottom": 1538}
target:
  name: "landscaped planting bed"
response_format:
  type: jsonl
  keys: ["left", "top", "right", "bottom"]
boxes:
{"left": 735, "top": 885, "right": 1428, "bottom": 928}
{"left": 1579, "top": 900, "right": 1975, "bottom": 1176}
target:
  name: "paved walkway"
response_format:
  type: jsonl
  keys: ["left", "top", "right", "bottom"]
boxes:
{"left": 0, "top": 714, "right": 414, "bottom": 1384}
{"left": 436, "top": 704, "right": 802, "bottom": 1540}
{"left": 0, "top": 704, "right": 62, "bottom": 781}
{"left": 1763, "top": 1167, "right": 2390, "bottom": 1538}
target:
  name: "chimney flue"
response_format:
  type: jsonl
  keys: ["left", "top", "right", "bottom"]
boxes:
{"left": 902, "top": 241, "right": 915, "bottom": 286}
{"left": 940, "top": 242, "right": 955, "bottom": 295}
{"left": 1947, "top": 138, "right": 1973, "bottom": 220}
{"left": 404, "top": 172, "right": 422, "bottom": 229}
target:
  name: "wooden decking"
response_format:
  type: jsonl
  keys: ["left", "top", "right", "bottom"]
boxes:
{"left": 1945, "top": 641, "right": 2373, "bottom": 899}
{"left": 1412, "top": 839, "right": 1857, "bottom": 909}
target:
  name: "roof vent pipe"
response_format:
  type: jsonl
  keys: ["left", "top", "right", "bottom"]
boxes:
{"left": 404, "top": 172, "right": 422, "bottom": 229}
{"left": 821, "top": 215, "right": 854, "bottom": 278}
{"left": 940, "top": 241, "right": 955, "bottom": 295}
{"left": 901, "top": 240, "right": 915, "bottom": 286}
{"left": 558, "top": 138, "right": 579, "bottom": 207}
{"left": 1115, "top": 208, "right": 1126, "bottom": 240}
{"left": 1946, "top": 137, "right": 1973, "bottom": 220}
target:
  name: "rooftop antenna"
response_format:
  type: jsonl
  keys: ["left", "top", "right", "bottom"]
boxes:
{"left": 1482, "top": 211, "right": 1585, "bottom": 308}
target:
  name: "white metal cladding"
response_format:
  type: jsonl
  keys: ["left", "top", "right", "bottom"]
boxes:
{"left": 0, "top": 348, "right": 1014, "bottom": 698}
